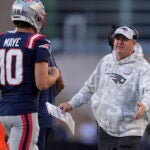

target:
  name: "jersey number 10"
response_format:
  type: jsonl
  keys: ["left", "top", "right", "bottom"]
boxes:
{"left": 0, "top": 48, "right": 23, "bottom": 85}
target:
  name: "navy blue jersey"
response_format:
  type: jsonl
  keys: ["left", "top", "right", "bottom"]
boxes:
{"left": 38, "top": 53, "right": 57, "bottom": 128}
{"left": 0, "top": 31, "right": 50, "bottom": 115}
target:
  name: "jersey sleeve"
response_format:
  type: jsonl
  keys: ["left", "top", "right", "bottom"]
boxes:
{"left": 34, "top": 36, "right": 51, "bottom": 63}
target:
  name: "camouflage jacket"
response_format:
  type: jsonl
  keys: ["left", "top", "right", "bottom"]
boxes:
{"left": 69, "top": 43, "right": 150, "bottom": 137}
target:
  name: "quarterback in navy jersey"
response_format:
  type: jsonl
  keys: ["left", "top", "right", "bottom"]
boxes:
{"left": 0, "top": 0, "right": 60, "bottom": 150}
{"left": 0, "top": 31, "right": 52, "bottom": 115}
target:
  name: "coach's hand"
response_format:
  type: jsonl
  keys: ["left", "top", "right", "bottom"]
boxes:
{"left": 135, "top": 101, "right": 146, "bottom": 119}
{"left": 58, "top": 103, "right": 73, "bottom": 113}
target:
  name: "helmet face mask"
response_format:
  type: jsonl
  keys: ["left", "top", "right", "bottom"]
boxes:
{"left": 11, "top": 0, "right": 46, "bottom": 33}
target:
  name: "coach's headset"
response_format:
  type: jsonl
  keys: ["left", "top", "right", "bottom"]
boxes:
{"left": 108, "top": 25, "right": 139, "bottom": 49}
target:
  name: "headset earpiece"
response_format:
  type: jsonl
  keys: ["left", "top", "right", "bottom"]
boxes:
{"left": 128, "top": 26, "right": 139, "bottom": 40}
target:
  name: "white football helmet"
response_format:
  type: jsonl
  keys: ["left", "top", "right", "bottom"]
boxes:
{"left": 11, "top": 0, "right": 46, "bottom": 33}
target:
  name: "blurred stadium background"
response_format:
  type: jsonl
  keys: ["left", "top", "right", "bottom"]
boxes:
{"left": 1, "top": 0, "right": 150, "bottom": 149}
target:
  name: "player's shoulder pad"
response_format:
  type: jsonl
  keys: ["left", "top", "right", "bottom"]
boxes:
{"left": 25, "top": 33, "right": 46, "bottom": 49}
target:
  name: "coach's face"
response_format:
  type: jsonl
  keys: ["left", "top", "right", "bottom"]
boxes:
{"left": 113, "top": 34, "right": 136, "bottom": 61}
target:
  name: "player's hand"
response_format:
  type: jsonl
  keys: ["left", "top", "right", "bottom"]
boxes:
{"left": 58, "top": 103, "right": 73, "bottom": 114}
{"left": 135, "top": 101, "right": 146, "bottom": 119}
{"left": 48, "top": 67, "right": 60, "bottom": 79}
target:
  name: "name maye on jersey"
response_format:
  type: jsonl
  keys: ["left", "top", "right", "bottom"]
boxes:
{"left": 2, "top": 37, "right": 52, "bottom": 54}
{"left": 3, "top": 38, "right": 21, "bottom": 47}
